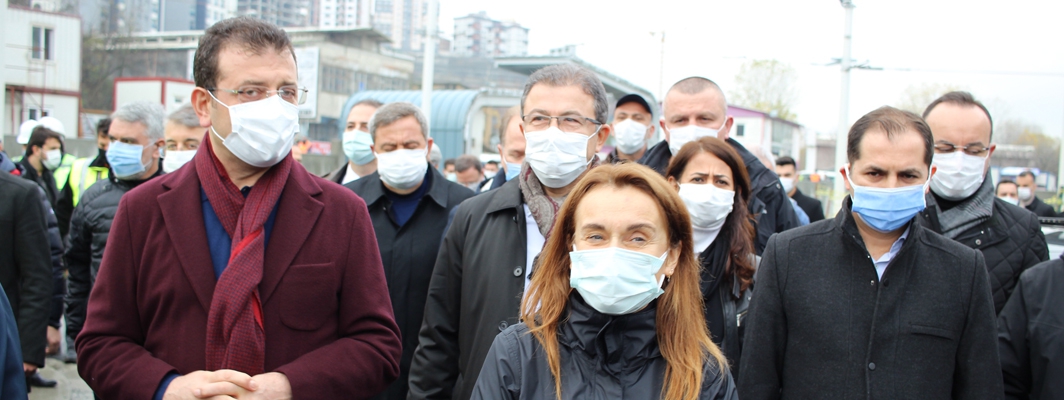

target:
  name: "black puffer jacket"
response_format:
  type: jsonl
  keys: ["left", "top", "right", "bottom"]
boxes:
{"left": 919, "top": 196, "right": 1048, "bottom": 314}
{"left": 63, "top": 168, "right": 162, "bottom": 343}
{"left": 998, "top": 256, "right": 1064, "bottom": 400}
{"left": 471, "top": 294, "right": 738, "bottom": 400}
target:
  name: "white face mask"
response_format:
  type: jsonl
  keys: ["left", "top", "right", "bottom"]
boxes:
{"left": 163, "top": 149, "right": 197, "bottom": 173}
{"left": 779, "top": 176, "right": 796, "bottom": 194}
{"left": 929, "top": 151, "right": 987, "bottom": 200}
{"left": 524, "top": 126, "right": 594, "bottom": 188}
{"left": 484, "top": 169, "right": 497, "bottom": 179}
{"left": 376, "top": 148, "right": 428, "bottom": 190}
{"left": 678, "top": 183, "right": 735, "bottom": 230}
{"left": 42, "top": 149, "right": 63, "bottom": 170}
{"left": 667, "top": 120, "right": 726, "bottom": 155}
{"left": 998, "top": 196, "right": 1019, "bottom": 206}
{"left": 569, "top": 246, "right": 667, "bottom": 315}
{"left": 1018, "top": 187, "right": 1034, "bottom": 201}
{"left": 612, "top": 119, "right": 648, "bottom": 155}
{"left": 209, "top": 92, "right": 300, "bottom": 168}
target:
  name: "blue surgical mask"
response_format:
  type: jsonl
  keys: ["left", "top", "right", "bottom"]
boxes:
{"left": 504, "top": 161, "right": 521, "bottom": 181}
{"left": 342, "top": 129, "right": 375, "bottom": 166}
{"left": 569, "top": 246, "right": 667, "bottom": 315}
{"left": 846, "top": 166, "right": 928, "bottom": 233}
{"left": 107, "top": 141, "right": 151, "bottom": 180}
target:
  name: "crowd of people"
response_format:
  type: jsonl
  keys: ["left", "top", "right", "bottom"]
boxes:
{"left": 1, "top": 15, "right": 1062, "bottom": 399}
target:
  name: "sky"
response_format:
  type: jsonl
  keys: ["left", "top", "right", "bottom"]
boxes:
{"left": 437, "top": 0, "right": 1064, "bottom": 139}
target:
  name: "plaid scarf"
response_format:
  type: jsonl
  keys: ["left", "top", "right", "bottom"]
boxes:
{"left": 198, "top": 137, "right": 292, "bottom": 375}
{"left": 518, "top": 156, "right": 601, "bottom": 239}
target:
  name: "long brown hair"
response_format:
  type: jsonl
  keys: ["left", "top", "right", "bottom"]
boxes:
{"left": 665, "top": 136, "right": 756, "bottom": 294}
{"left": 521, "top": 163, "right": 727, "bottom": 400}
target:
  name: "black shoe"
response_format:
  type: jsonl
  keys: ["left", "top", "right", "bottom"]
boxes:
{"left": 62, "top": 349, "right": 77, "bottom": 364}
{"left": 27, "top": 372, "right": 57, "bottom": 388}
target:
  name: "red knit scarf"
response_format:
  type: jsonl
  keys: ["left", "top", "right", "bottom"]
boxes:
{"left": 197, "top": 137, "right": 292, "bottom": 375}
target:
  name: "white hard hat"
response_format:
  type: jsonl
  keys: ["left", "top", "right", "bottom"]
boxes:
{"left": 38, "top": 116, "right": 65, "bottom": 135}
{"left": 17, "top": 120, "right": 39, "bottom": 145}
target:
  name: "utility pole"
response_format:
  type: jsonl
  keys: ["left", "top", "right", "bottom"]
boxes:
{"left": 833, "top": 0, "right": 855, "bottom": 211}
{"left": 420, "top": 0, "right": 438, "bottom": 136}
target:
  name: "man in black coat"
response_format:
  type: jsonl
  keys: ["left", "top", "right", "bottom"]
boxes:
{"left": 1016, "top": 170, "right": 1057, "bottom": 217}
{"left": 998, "top": 255, "right": 1064, "bottom": 400}
{"left": 346, "top": 102, "right": 474, "bottom": 400}
{"left": 774, "top": 156, "right": 825, "bottom": 222}
{"left": 408, "top": 64, "right": 612, "bottom": 400}
{"left": 738, "top": 106, "right": 1001, "bottom": 399}
{"left": 918, "top": 91, "right": 1048, "bottom": 314}
{"left": 639, "top": 77, "right": 798, "bottom": 254}
{"left": 0, "top": 168, "right": 53, "bottom": 386}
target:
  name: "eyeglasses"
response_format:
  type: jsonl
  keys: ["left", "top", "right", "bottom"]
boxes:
{"left": 933, "top": 141, "right": 990, "bottom": 156}
{"left": 522, "top": 114, "right": 603, "bottom": 132}
{"left": 208, "top": 85, "right": 309, "bottom": 105}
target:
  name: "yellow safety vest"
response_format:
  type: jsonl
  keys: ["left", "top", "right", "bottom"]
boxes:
{"left": 53, "top": 153, "right": 76, "bottom": 191}
{"left": 69, "top": 158, "right": 109, "bottom": 206}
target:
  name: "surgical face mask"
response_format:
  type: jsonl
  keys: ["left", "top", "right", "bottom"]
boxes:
{"left": 929, "top": 151, "right": 987, "bottom": 200}
{"left": 163, "top": 149, "right": 197, "bottom": 173}
{"left": 612, "top": 119, "right": 648, "bottom": 155}
{"left": 484, "top": 169, "right": 497, "bottom": 179}
{"left": 998, "top": 196, "right": 1020, "bottom": 206}
{"left": 667, "top": 121, "right": 726, "bottom": 155}
{"left": 678, "top": 183, "right": 735, "bottom": 230}
{"left": 342, "top": 129, "right": 375, "bottom": 166}
{"left": 846, "top": 167, "right": 928, "bottom": 233}
{"left": 504, "top": 162, "right": 522, "bottom": 181}
{"left": 376, "top": 148, "right": 428, "bottom": 190}
{"left": 42, "top": 149, "right": 63, "bottom": 170}
{"left": 209, "top": 91, "right": 299, "bottom": 168}
{"left": 1018, "top": 187, "right": 1033, "bottom": 201}
{"left": 446, "top": 172, "right": 457, "bottom": 182}
{"left": 779, "top": 177, "right": 796, "bottom": 194}
{"left": 524, "top": 126, "right": 594, "bottom": 188}
{"left": 107, "top": 141, "right": 152, "bottom": 180}
{"left": 569, "top": 246, "right": 668, "bottom": 315}
{"left": 463, "top": 181, "right": 480, "bottom": 191}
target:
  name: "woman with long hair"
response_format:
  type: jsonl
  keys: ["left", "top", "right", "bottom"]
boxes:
{"left": 470, "top": 163, "right": 737, "bottom": 400}
{"left": 665, "top": 136, "right": 757, "bottom": 369}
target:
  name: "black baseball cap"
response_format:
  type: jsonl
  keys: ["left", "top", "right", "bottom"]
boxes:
{"left": 615, "top": 94, "right": 654, "bottom": 117}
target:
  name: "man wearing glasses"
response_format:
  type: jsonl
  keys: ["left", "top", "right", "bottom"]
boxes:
{"left": 917, "top": 91, "right": 1048, "bottom": 314}
{"left": 76, "top": 17, "right": 402, "bottom": 399}
{"left": 408, "top": 64, "right": 611, "bottom": 400}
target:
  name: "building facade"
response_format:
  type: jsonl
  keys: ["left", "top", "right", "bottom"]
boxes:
{"left": 237, "top": 0, "right": 310, "bottom": 28}
{"left": 3, "top": 4, "right": 81, "bottom": 138}
{"left": 371, "top": 0, "right": 438, "bottom": 52}
{"left": 452, "top": 11, "right": 528, "bottom": 58}
{"left": 316, "top": 0, "right": 370, "bottom": 28}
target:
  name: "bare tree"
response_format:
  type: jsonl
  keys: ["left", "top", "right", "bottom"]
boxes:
{"left": 729, "top": 59, "right": 799, "bottom": 121}
{"left": 996, "top": 119, "right": 1059, "bottom": 173}
{"left": 894, "top": 83, "right": 967, "bottom": 115}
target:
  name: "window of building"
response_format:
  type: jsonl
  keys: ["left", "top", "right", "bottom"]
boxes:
{"left": 27, "top": 107, "right": 51, "bottom": 121}
{"left": 735, "top": 123, "right": 745, "bottom": 137}
{"left": 31, "top": 26, "right": 54, "bottom": 60}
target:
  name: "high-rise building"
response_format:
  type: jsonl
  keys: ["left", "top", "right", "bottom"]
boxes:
{"left": 371, "top": 0, "right": 437, "bottom": 52}
{"left": 238, "top": 0, "right": 311, "bottom": 27}
{"left": 452, "top": 12, "right": 528, "bottom": 58}
{"left": 316, "top": 0, "right": 370, "bottom": 28}
{"left": 79, "top": 0, "right": 236, "bottom": 33}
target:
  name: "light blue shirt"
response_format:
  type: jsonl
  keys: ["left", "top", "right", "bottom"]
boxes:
{"left": 872, "top": 225, "right": 910, "bottom": 279}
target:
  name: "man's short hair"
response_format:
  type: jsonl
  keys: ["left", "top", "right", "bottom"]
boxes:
{"left": 485, "top": 161, "right": 499, "bottom": 168}
{"left": 666, "top": 77, "right": 727, "bottom": 114}
{"left": 847, "top": 106, "right": 934, "bottom": 167}
{"left": 775, "top": 156, "right": 797, "bottom": 169}
{"left": 1018, "top": 170, "right": 1036, "bottom": 180}
{"left": 520, "top": 64, "right": 609, "bottom": 123}
{"left": 353, "top": 99, "right": 384, "bottom": 110}
{"left": 922, "top": 91, "right": 994, "bottom": 140}
{"left": 167, "top": 103, "right": 202, "bottom": 129}
{"left": 444, "top": 158, "right": 455, "bottom": 168}
{"left": 193, "top": 16, "right": 295, "bottom": 90}
{"left": 498, "top": 106, "right": 521, "bottom": 147}
{"left": 997, "top": 179, "right": 1018, "bottom": 190}
{"left": 368, "top": 102, "right": 428, "bottom": 140}
{"left": 112, "top": 101, "right": 166, "bottom": 142}
{"left": 455, "top": 155, "right": 482, "bottom": 174}
{"left": 25, "top": 126, "right": 63, "bottom": 157}
{"left": 96, "top": 118, "right": 112, "bottom": 137}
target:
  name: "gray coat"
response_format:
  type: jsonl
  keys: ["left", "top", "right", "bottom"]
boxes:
{"left": 738, "top": 200, "right": 1003, "bottom": 400}
{"left": 408, "top": 178, "right": 530, "bottom": 400}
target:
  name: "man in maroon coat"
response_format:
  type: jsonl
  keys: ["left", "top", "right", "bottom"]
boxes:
{"left": 75, "top": 17, "right": 401, "bottom": 399}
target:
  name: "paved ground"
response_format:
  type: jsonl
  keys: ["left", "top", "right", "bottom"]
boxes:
{"left": 28, "top": 358, "right": 93, "bottom": 400}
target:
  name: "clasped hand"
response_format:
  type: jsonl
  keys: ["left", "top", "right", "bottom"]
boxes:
{"left": 163, "top": 370, "right": 292, "bottom": 400}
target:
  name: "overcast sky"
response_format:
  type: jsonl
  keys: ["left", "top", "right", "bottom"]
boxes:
{"left": 438, "top": 0, "right": 1064, "bottom": 139}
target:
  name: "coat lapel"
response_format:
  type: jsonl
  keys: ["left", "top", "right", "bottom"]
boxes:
{"left": 260, "top": 164, "right": 324, "bottom": 303}
{"left": 158, "top": 165, "right": 216, "bottom": 312}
